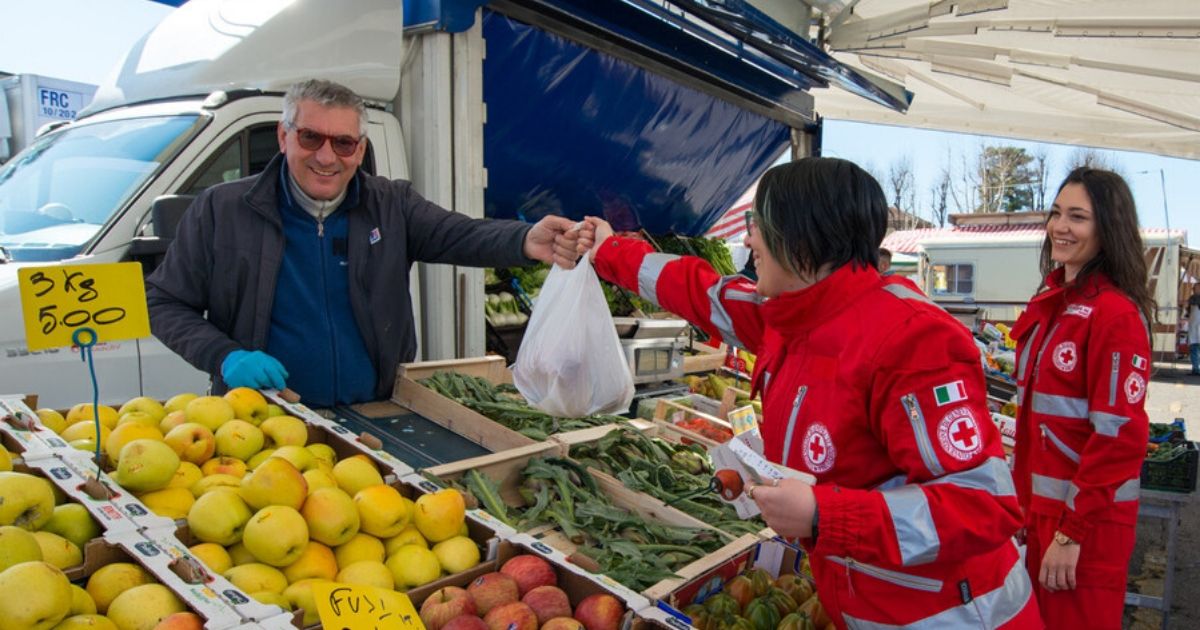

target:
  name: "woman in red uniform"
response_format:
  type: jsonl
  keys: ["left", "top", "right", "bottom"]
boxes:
{"left": 1011, "top": 167, "right": 1151, "bottom": 628}
{"left": 579, "top": 158, "right": 1040, "bottom": 628}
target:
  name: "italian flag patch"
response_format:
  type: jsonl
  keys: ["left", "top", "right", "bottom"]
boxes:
{"left": 1132, "top": 354, "right": 1147, "bottom": 370}
{"left": 933, "top": 380, "right": 967, "bottom": 406}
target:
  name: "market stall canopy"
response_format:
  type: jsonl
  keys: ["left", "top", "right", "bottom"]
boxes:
{"left": 801, "top": 0, "right": 1200, "bottom": 159}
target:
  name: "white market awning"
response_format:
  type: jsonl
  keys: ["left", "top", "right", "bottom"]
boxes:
{"left": 803, "top": 0, "right": 1200, "bottom": 159}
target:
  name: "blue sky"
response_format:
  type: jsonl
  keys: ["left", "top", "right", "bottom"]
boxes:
{"left": 3, "top": 0, "right": 1196, "bottom": 244}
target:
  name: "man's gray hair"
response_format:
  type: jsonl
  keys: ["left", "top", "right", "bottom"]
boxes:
{"left": 282, "top": 79, "right": 368, "bottom": 136}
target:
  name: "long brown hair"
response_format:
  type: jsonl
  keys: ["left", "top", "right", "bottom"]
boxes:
{"left": 1039, "top": 167, "right": 1155, "bottom": 325}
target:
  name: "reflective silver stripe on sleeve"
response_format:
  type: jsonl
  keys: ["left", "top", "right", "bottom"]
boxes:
{"left": 1016, "top": 323, "right": 1040, "bottom": 382}
{"left": 725, "top": 288, "right": 763, "bottom": 304}
{"left": 874, "top": 474, "right": 908, "bottom": 492}
{"left": 763, "top": 371, "right": 772, "bottom": 393}
{"left": 825, "top": 556, "right": 943, "bottom": 592}
{"left": 1017, "top": 386, "right": 1024, "bottom": 404}
{"left": 1109, "top": 351, "right": 1120, "bottom": 406}
{"left": 901, "top": 394, "right": 944, "bottom": 477}
{"left": 882, "top": 283, "right": 933, "bottom": 305}
{"left": 924, "top": 456, "right": 1016, "bottom": 497}
{"left": 1115, "top": 477, "right": 1140, "bottom": 502}
{"left": 1031, "top": 392, "right": 1089, "bottom": 419}
{"left": 1089, "top": 411, "right": 1130, "bottom": 438}
{"left": 1031, "top": 473, "right": 1070, "bottom": 501}
{"left": 705, "top": 276, "right": 747, "bottom": 348}
{"left": 637, "top": 253, "right": 680, "bottom": 304}
{"left": 881, "top": 485, "right": 940, "bottom": 566}
{"left": 779, "top": 387, "right": 807, "bottom": 468}
{"left": 1042, "top": 425, "right": 1081, "bottom": 463}
{"left": 842, "top": 556, "right": 1032, "bottom": 630}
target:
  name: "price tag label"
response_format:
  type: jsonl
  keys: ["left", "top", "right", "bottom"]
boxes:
{"left": 17, "top": 263, "right": 150, "bottom": 351}
{"left": 313, "top": 581, "right": 426, "bottom": 630}
{"left": 726, "top": 404, "right": 759, "bottom": 436}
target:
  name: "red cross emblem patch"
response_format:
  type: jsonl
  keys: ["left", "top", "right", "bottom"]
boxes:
{"left": 937, "top": 407, "right": 983, "bottom": 461}
{"left": 1125, "top": 372, "right": 1146, "bottom": 404}
{"left": 1052, "top": 341, "right": 1078, "bottom": 373}
{"left": 802, "top": 423, "right": 836, "bottom": 473}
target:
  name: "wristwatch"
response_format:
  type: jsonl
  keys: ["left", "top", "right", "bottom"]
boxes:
{"left": 1053, "top": 531, "right": 1078, "bottom": 546}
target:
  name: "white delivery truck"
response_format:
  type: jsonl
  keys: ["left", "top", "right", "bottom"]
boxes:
{"left": 0, "top": 74, "right": 97, "bottom": 163}
{"left": 918, "top": 224, "right": 1197, "bottom": 360}
{"left": 0, "top": 0, "right": 898, "bottom": 407}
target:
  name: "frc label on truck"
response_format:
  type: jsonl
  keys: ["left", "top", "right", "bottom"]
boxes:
{"left": 37, "top": 87, "right": 85, "bottom": 121}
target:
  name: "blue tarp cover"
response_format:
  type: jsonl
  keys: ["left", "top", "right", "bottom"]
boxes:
{"left": 482, "top": 12, "right": 788, "bottom": 236}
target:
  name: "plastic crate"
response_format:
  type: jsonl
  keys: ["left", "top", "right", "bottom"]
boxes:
{"left": 1142, "top": 441, "right": 1198, "bottom": 493}
{"left": 1148, "top": 418, "right": 1187, "bottom": 444}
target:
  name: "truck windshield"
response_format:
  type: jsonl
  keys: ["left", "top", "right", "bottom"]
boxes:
{"left": 0, "top": 115, "right": 198, "bottom": 262}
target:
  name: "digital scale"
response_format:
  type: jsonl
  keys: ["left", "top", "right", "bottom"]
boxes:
{"left": 614, "top": 317, "right": 690, "bottom": 384}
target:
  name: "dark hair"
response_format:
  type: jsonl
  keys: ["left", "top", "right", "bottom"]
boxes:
{"left": 879, "top": 248, "right": 893, "bottom": 262}
{"left": 1040, "top": 167, "right": 1155, "bottom": 325}
{"left": 752, "top": 158, "right": 887, "bottom": 275}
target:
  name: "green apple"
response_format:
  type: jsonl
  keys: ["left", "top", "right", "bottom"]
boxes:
{"left": 227, "top": 541, "right": 258, "bottom": 566}
{"left": 106, "top": 584, "right": 185, "bottom": 630}
{"left": 242, "top": 505, "right": 310, "bottom": 567}
{"left": 115, "top": 410, "right": 160, "bottom": 429}
{"left": 163, "top": 392, "right": 199, "bottom": 415}
{"left": 303, "top": 468, "right": 338, "bottom": 493}
{"left": 32, "top": 531, "right": 81, "bottom": 569}
{"left": 260, "top": 416, "right": 308, "bottom": 448}
{"left": 184, "top": 396, "right": 235, "bottom": 432}
{"left": 105, "top": 422, "right": 163, "bottom": 464}
{"left": 270, "top": 445, "right": 317, "bottom": 471}
{"left": 0, "top": 444, "right": 9, "bottom": 472}
{"left": 305, "top": 443, "right": 337, "bottom": 467}
{"left": 301, "top": 487, "right": 360, "bottom": 546}
{"left": 158, "top": 410, "right": 188, "bottom": 434}
{"left": 0, "top": 471, "right": 56, "bottom": 530}
{"left": 163, "top": 423, "right": 216, "bottom": 465}
{"left": 333, "top": 455, "right": 384, "bottom": 497}
{"left": 265, "top": 404, "right": 286, "bottom": 418}
{"left": 41, "top": 504, "right": 101, "bottom": 550}
{"left": 284, "top": 578, "right": 330, "bottom": 627}
{"left": 34, "top": 408, "right": 68, "bottom": 434}
{"left": 113, "top": 439, "right": 179, "bottom": 493}
{"left": 239, "top": 457, "right": 307, "bottom": 511}
{"left": 118, "top": 396, "right": 166, "bottom": 423}
{"left": 215, "top": 420, "right": 265, "bottom": 461}
{"left": 53, "top": 615, "right": 118, "bottom": 630}
{"left": 224, "top": 562, "right": 288, "bottom": 595}
{"left": 68, "top": 584, "right": 96, "bottom": 615}
{"left": 188, "top": 542, "right": 232, "bottom": 574}
{"left": 0, "top": 525, "right": 43, "bottom": 571}
{"left": 282, "top": 541, "right": 338, "bottom": 583}
{"left": 190, "top": 473, "right": 243, "bottom": 497}
{"left": 187, "top": 488, "right": 252, "bottom": 546}
{"left": 246, "top": 448, "right": 276, "bottom": 470}
{"left": 0, "top": 560, "right": 72, "bottom": 629}
{"left": 334, "top": 533, "right": 385, "bottom": 568}
{"left": 224, "top": 387, "right": 270, "bottom": 425}
{"left": 85, "top": 562, "right": 153, "bottom": 614}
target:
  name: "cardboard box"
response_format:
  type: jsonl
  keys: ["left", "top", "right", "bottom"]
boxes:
{"left": 20, "top": 449, "right": 174, "bottom": 534}
{"left": 264, "top": 391, "right": 415, "bottom": 479}
{"left": 422, "top": 443, "right": 749, "bottom": 600}
{"left": 132, "top": 525, "right": 289, "bottom": 628}
{"left": 0, "top": 395, "right": 69, "bottom": 458}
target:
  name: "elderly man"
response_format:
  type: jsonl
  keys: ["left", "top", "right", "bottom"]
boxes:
{"left": 147, "top": 79, "right": 580, "bottom": 407}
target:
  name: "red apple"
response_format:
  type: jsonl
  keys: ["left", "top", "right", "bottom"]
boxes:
{"left": 542, "top": 618, "right": 586, "bottom": 630}
{"left": 442, "top": 615, "right": 489, "bottom": 630}
{"left": 522, "top": 585, "right": 572, "bottom": 625}
{"left": 421, "top": 586, "right": 478, "bottom": 630}
{"left": 500, "top": 555, "right": 557, "bottom": 597}
{"left": 573, "top": 594, "right": 624, "bottom": 630}
{"left": 468, "top": 572, "right": 520, "bottom": 616}
{"left": 484, "top": 602, "right": 538, "bottom": 630}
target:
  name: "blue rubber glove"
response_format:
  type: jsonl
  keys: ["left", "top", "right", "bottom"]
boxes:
{"left": 221, "top": 350, "right": 288, "bottom": 390}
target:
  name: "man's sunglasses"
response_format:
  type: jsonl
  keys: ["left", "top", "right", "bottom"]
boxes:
{"left": 290, "top": 125, "right": 362, "bottom": 157}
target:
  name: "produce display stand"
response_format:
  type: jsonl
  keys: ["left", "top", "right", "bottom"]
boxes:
{"left": 0, "top": 395, "right": 72, "bottom": 458}
{"left": 1126, "top": 487, "right": 1194, "bottom": 630}
{"left": 682, "top": 340, "right": 727, "bottom": 374}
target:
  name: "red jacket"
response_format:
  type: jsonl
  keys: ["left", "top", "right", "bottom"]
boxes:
{"left": 1011, "top": 269, "right": 1149, "bottom": 541}
{"left": 595, "top": 238, "right": 1037, "bottom": 628}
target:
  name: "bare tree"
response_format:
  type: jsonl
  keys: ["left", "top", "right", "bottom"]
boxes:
{"left": 948, "top": 148, "right": 979, "bottom": 215}
{"left": 888, "top": 155, "right": 916, "bottom": 227}
{"left": 1068, "top": 147, "right": 1124, "bottom": 178}
{"left": 930, "top": 165, "right": 951, "bottom": 227}
{"left": 1030, "top": 148, "right": 1050, "bottom": 211}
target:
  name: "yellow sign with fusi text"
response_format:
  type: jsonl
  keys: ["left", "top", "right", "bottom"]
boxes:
{"left": 17, "top": 263, "right": 150, "bottom": 351}
{"left": 313, "top": 581, "right": 425, "bottom": 630}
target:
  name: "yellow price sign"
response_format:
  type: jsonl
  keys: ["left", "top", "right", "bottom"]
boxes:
{"left": 726, "top": 405, "right": 759, "bottom": 436}
{"left": 312, "top": 581, "right": 426, "bottom": 630}
{"left": 17, "top": 262, "right": 150, "bottom": 351}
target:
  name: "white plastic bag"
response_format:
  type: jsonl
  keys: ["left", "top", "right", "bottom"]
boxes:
{"left": 513, "top": 262, "right": 635, "bottom": 417}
